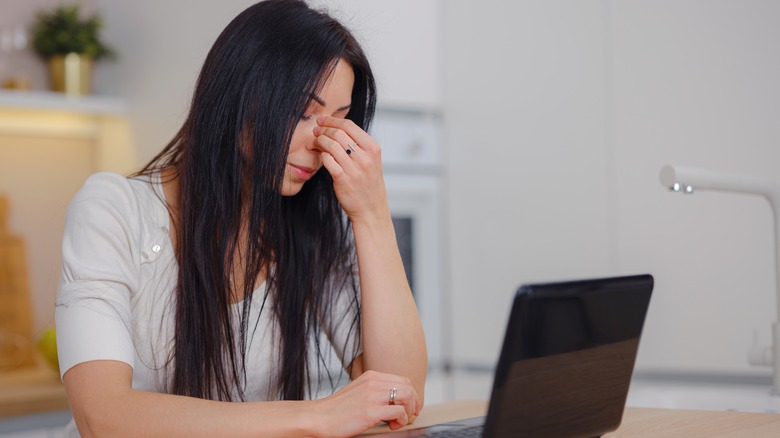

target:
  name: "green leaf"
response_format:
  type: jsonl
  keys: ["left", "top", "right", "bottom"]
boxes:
{"left": 30, "top": 4, "right": 116, "bottom": 61}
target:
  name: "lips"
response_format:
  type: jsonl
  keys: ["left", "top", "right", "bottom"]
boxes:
{"left": 288, "top": 163, "right": 316, "bottom": 181}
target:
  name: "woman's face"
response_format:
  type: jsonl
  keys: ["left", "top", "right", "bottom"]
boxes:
{"left": 281, "top": 58, "right": 355, "bottom": 196}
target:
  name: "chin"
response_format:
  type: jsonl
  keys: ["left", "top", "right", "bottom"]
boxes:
{"left": 281, "top": 182, "right": 304, "bottom": 197}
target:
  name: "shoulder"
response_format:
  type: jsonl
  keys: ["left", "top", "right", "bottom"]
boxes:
{"left": 71, "top": 172, "right": 135, "bottom": 203}
{"left": 64, "top": 172, "right": 170, "bottom": 259}
{"left": 60, "top": 172, "right": 172, "bottom": 285}
{"left": 71, "top": 172, "right": 160, "bottom": 208}
{"left": 68, "top": 172, "right": 167, "bottom": 227}
{"left": 65, "top": 173, "right": 139, "bottom": 234}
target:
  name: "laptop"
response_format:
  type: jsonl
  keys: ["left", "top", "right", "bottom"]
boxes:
{"left": 370, "top": 274, "right": 654, "bottom": 438}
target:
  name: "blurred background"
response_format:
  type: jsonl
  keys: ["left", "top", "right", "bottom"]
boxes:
{"left": 2, "top": 0, "right": 780, "bottom": 435}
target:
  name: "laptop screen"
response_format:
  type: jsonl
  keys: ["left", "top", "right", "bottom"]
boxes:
{"left": 485, "top": 274, "right": 654, "bottom": 438}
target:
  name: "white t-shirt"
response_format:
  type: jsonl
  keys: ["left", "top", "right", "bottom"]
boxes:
{"left": 55, "top": 172, "right": 361, "bottom": 435}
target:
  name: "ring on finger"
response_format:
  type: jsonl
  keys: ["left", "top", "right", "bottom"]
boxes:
{"left": 389, "top": 387, "right": 397, "bottom": 405}
{"left": 346, "top": 142, "right": 357, "bottom": 155}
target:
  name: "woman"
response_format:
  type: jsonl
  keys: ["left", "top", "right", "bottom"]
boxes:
{"left": 55, "top": 1, "right": 427, "bottom": 436}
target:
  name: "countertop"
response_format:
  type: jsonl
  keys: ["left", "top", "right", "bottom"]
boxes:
{"left": 0, "top": 365, "right": 68, "bottom": 419}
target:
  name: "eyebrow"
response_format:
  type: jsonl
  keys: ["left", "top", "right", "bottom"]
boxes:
{"left": 310, "top": 93, "right": 351, "bottom": 112}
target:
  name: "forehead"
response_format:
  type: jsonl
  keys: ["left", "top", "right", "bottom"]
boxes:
{"left": 315, "top": 59, "right": 355, "bottom": 105}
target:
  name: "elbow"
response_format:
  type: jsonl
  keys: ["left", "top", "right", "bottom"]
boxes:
{"left": 414, "top": 363, "right": 428, "bottom": 411}
{"left": 62, "top": 361, "right": 135, "bottom": 437}
{"left": 71, "top": 408, "right": 100, "bottom": 438}
{"left": 70, "top": 400, "right": 126, "bottom": 438}
{"left": 72, "top": 408, "right": 109, "bottom": 438}
{"left": 417, "top": 383, "right": 426, "bottom": 411}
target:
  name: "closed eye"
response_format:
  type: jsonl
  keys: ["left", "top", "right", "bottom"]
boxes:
{"left": 310, "top": 93, "right": 351, "bottom": 113}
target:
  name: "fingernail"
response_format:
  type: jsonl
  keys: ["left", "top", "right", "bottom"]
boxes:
{"left": 313, "top": 125, "right": 321, "bottom": 135}
{"left": 317, "top": 116, "right": 326, "bottom": 124}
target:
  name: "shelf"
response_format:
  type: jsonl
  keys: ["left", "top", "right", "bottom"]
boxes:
{"left": 0, "top": 90, "right": 126, "bottom": 116}
{"left": 0, "top": 91, "right": 137, "bottom": 174}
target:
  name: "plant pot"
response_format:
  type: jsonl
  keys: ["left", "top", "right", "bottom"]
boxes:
{"left": 48, "top": 53, "right": 92, "bottom": 96}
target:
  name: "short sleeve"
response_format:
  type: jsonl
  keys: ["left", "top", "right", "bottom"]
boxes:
{"left": 55, "top": 173, "right": 141, "bottom": 380}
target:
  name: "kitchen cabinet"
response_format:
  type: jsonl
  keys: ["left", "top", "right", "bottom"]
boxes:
{"left": 0, "top": 90, "right": 134, "bottom": 339}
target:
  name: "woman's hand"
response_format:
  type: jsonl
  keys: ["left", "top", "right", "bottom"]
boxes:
{"left": 313, "top": 116, "right": 389, "bottom": 224}
{"left": 312, "top": 370, "right": 421, "bottom": 437}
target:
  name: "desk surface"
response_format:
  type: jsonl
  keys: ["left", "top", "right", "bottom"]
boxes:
{"left": 361, "top": 400, "right": 780, "bottom": 437}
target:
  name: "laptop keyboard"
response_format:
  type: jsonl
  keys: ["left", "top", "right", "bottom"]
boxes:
{"left": 424, "top": 424, "right": 484, "bottom": 437}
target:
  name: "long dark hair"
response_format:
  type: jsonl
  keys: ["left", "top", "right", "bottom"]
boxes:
{"left": 137, "top": 0, "right": 376, "bottom": 401}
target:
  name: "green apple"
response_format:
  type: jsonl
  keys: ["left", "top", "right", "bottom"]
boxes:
{"left": 36, "top": 326, "right": 59, "bottom": 374}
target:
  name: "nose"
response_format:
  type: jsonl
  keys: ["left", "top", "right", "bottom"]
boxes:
{"left": 306, "top": 121, "right": 322, "bottom": 153}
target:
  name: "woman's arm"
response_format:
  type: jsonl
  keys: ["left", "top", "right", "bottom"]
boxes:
{"left": 65, "top": 360, "right": 418, "bottom": 437}
{"left": 350, "top": 211, "right": 429, "bottom": 399}
{"left": 64, "top": 361, "right": 310, "bottom": 437}
{"left": 315, "top": 116, "right": 429, "bottom": 403}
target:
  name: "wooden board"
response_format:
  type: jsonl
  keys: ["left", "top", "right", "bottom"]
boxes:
{"left": 0, "top": 194, "right": 36, "bottom": 370}
{"left": 0, "top": 364, "right": 68, "bottom": 418}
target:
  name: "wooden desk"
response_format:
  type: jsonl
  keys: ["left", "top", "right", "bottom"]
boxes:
{"left": 610, "top": 407, "right": 780, "bottom": 437}
{"left": 361, "top": 400, "right": 780, "bottom": 437}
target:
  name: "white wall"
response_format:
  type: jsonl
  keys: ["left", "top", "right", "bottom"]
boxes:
{"left": 610, "top": 0, "right": 780, "bottom": 375}
{"left": 312, "top": 0, "right": 441, "bottom": 111}
{"left": 443, "top": 0, "right": 780, "bottom": 378}
{"left": 442, "top": 0, "right": 613, "bottom": 366}
{"left": 94, "top": 0, "right": 255, "bottom": 165}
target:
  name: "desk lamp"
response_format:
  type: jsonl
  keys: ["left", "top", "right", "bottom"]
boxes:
{"left": 659, "top": 164, "right": 780, "bottom": 394}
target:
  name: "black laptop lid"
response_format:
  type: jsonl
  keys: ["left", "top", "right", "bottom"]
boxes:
{"left": 484, "top": 274, "right": 654, "bottom": 438}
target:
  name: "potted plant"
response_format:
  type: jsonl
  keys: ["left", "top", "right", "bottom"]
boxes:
{"left": 30, "top": 5, "right": 116, "bottom": 96}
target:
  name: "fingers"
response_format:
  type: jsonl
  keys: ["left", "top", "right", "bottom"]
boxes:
{"left": 348, "top": 370, "right": 420, "bottom": 424}
{"left": 312, "top": 116, "right": 388, "bottom": 221}
{"left": 315, "top": 116, "right": 378, "bottom": 154}
{"left": 364, "top": 371, "right": 420, "bottom": 423}
{"left": 316, "top": 370, "right": 422, "bottom": 436}
{"left": 313, "top": 118, "right": 381, "bottom": 189}
{"left": 389, "top": 384, "right": 419, "bottom": 418}
{"left": 314, "top": 125, "right": 360, "bottom": 154}
{"left": 314, "top": 129, "right": 356, "bottom": 168}
{"left": 378, "top": 405, "right": 409, "bottom": 431}
{"left": 319, "top": 151, "right": 344, "bottom": 179}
